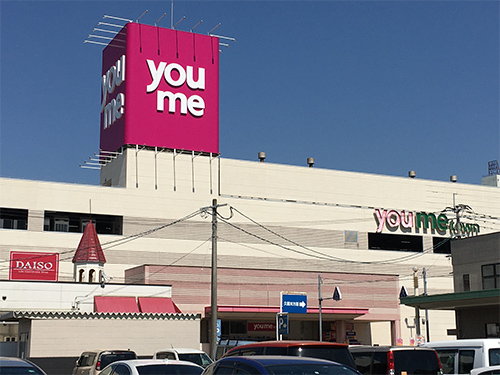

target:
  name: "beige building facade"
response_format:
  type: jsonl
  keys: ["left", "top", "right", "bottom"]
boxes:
{"left": 1, "top": 147, "right": 499, "bottom": 354}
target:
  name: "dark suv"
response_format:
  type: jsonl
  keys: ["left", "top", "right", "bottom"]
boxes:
{"left": 349, "top": 345, "right": 443, "bottom": 375}
{"left": 223, "top": 340, "right": 356, "bottom": 368}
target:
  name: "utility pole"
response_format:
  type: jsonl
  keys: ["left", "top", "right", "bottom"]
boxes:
{"left": 423, "top": 267, "right": 430, "bottom": 342}
{"left": 318, "top": 275, "right": 323, "bottom": 341}
{"left": 413, "top": 266, "right": 421, "bottom": 338}
{"left": 205, "top": 199, "right": 227, "bottom": 359}
{"left": 210, "top": 198, "right": 218, "bottom": 359}
{"left": 453, "top": 193, "right": 461, "bottom": 238}
{"left": 318, "top": 275, "right": 341, "bottom": 342}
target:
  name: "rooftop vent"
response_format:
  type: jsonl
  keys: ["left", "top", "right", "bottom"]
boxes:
{"left": 450, "top": 175, "right": 458, "bottom": 183}
{"left": 258, "top": 152, "right": 266, "bottom": 162}
{"left": 307, "top": 157, "right": 315, "bottom": 167}
{"left": 408, "top": 170, "right": 416, "bottom": 178}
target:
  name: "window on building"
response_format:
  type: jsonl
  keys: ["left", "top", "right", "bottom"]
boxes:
{"left": 344, "top": 231, "right": 359, "bottom": 244}
{"left": 0, "top": 208, "right": 28, "bottom": 230}
{"left": 44, "top": 211, "right": 122, "bottom": 235}
{"left": 486, "top": 323, "right": 500, "bottom": 339}
{"left": 463, "top": 274, "right": 470, "bottom": 292}
{"left": 433, "top": 237, "right": 451, "bottom": 254}
{"left": 482, "top": 263, "right": 500, "bottom": 290}
{"left": 222, "top": 320, "right": 247, "bottom": 336}
{"left": 368, "top": 233, "right": 423, "bottom": 252}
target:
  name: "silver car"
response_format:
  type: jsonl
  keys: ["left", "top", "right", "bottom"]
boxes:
{"left": 99, "top": 359, "right": 203, "bottom": 375}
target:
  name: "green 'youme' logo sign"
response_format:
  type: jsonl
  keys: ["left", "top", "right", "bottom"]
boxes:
{"left": 374, "top": 209, "right": 480, "bottom": 236}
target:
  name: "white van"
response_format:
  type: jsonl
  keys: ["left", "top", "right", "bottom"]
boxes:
{"left": 422, "top": 339, "right": 500, "bottom": 374}
{"left": 152, "top": 348, "right": 213, "bottom": 368}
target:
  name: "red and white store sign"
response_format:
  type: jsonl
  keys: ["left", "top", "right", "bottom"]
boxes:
{"left": 9, "top": 252, "right": 59, "bottom": 281}
{"left": 247, "top": 322, "right": 276, "bottom": 332}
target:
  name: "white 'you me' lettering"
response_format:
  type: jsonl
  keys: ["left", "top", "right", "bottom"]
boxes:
{"left": 146, "top": 59, "right": 206, "bottom": 117}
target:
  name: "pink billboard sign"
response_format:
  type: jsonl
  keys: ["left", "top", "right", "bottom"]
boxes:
{"left": 9, "top": 251, "right": 59, "bottom": 281}
{"left": 99, "top": 23, "right": 219, "bottom": 154}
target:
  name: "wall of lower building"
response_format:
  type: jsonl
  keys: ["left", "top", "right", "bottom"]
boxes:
{"left": 0, "top": 281, "right": 173, "bottom": 313}
{"left": 457, "top": 306, "right": 500, "bottom": 339}
{"left": 28, "top": 316, "right": 200, "bottom": 357}
{"left": 452, "top": 233, "right": 500, "bottom": 292}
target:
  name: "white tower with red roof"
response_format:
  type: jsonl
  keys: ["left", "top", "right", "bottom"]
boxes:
{"left": 72, "top": 221, "right": 106, "bottom": 283}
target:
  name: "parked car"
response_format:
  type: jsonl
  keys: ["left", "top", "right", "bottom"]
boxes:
{"left": 470, "top": 365, "right": 500, "bottom": 375}
{"left": 202, "top": 355, "right": 362, "bottom": 375}
{"left": 99, "top": 359, "right": 203, "bottom": 375}
{"left": 72, "top": 350, "right": 138, "bottom": 375}
{"left": 222, "top": 340, "right": 356, "bottom": 368}
{"left": 422, "top": 339, "right": 500, "bottom": 375}
{"left": 349, "top": 345, "right": 443, "bottom": 375}
{"left": 152, "top": 348, "right": 213, "bottom": 368}
{"left": 214, "top": 340, "right": 257, "bottom": 360}
{"left": 0, "top": 357, "right": 48, "bottom": 375}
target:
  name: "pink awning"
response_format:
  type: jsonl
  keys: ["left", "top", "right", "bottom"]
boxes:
{"left": 94, "top": 296, "right": 140, "bottom": 313}
{"left": 138, "top": 297, "right": 182, "bottom": 313}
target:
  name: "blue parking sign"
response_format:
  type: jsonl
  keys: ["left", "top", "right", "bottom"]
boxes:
{"left": 216, "top": 319, "right": 221, "bottom": 338}
{"left": 277, "top": 313, "right": 289, "bottom": 335}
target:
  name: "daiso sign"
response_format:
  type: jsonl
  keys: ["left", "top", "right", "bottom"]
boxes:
{"left": 100, "top": 23, "right": 219, "bottom": 154}
{"left": 9, "top": 251, "right": 59, "bottom": 281}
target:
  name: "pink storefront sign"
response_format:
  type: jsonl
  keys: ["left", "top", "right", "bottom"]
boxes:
{"left": 100, "top": 23, "right": 219, "bottom": 154}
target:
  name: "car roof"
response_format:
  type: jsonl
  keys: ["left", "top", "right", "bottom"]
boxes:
{"left": 0, "top": 357, "right": 36, "bottom": 367}
{"left": 219, "top": 355, "right": 344, "bottom": 366}
{"left": 422, "top": 339, "right": 500, "bottom": 348}
{"left": 112, "top": 359, "right": 203, "bottom": 368}
{"left": 155, "top": 348, "right": 206, "bottom": 354}
{"left": 81, "top": 350, "right": 136, "bottom": 354}
{"left": 349, "top": 346, "right": 436, "bottom": 352}
{"left": 470, "top": 365, "right": 500, "bottom": 375}
{"left": 229, "top": 340, "right": 348, "bottom": 349}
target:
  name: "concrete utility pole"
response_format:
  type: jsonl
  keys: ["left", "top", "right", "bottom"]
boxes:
{"left": 318, "top": 275, "right": 341, "bottom": 342}
{"left": 206, "top": 199, "right": 228, "bottom": 358}
{"left": 210, "top": 198, "right": 218, "bottom": 359}
{"left": 319, "top": 275, "right": 323, "bottom": 341}
{"left": 423, "top": 267, "right": 430, "bottom": 342}
{"left": 413, "top": 266, "right": 421, "bottom": 338}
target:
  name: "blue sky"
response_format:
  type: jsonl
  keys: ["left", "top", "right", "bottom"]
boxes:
{"left": 1, "top": 0, "right": 499, "bottom": 186}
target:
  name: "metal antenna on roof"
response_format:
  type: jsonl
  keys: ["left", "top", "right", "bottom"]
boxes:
{"left": 136, "top": 10, "right": 148, "bottom": 23}
{"left": 155, "top": 13, "right": 167, "bottom": 26}
{"left": 208, "top": 23, "right": 221, "bottom": 35}
{"left": 171, "top": 0, "right": 174, "bottom": 29}
{"left": 210, "top": 34, "right": 236, "bottom": 43}
{"left": 103, "top": 15, "right": 132, "bottom": 23}
{"left": 190, "top": 20, "right": 203, "bottom": 32}
{"left": 173, "top": 15, "right": 186, "bottom": 29}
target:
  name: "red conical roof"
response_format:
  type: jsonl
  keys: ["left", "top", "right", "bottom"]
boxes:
{"left": 72, "top": 221, "right": 106, "bottom": 263}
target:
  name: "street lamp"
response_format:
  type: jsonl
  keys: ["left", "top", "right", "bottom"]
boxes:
{"left": 318, "top": 275, "right": 342, "bottom": 341}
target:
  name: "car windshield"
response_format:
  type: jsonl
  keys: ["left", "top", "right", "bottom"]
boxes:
{"left": 264, "top": 363, "right": 360, "bottom": 375}
{"left": 0, "top": 367, "right": 45, "bottom": 375}
{"left": 100, "top": 353, "right": 137, "bottom": 368}
{"left": 136, "top": 364, "right": 203, "bottom": 375}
